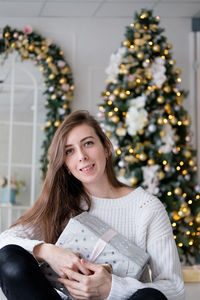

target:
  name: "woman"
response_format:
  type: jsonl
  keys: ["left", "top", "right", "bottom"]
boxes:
{"left": 0, "top": 110, "right": 185, "bottom": 300}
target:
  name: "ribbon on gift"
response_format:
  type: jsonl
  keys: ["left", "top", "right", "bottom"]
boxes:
{"left": 89, "top": 229, "right": 117, "bottom": 262}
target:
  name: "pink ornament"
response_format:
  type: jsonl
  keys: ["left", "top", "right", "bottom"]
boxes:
{"left": 13, "top": 32, "right": 19, "bottom": 39}
{"left": 128, "top": 74, "right": 135, "bottom": 81}
{"left": 18, "top": 35, "right": 24, "bottom": 41}
{"left": 45, "top": 38, "right": 53, "bottom": 46}
{"left": 24, "top": 26, "right": 33, "bottom": 35}
{"left": 109, "top": 94, "right": 116, "bottom": 101}
{"left": 185, "top": 174, "right": 191, "bottom": 181}
{"left": 57, "top": 60, "right": 66, "bottom": 68}
{"left": 185, "top": 136, "right": 191, "bottom": 142}
{"left": 62, "top": 84, "right": 69, "bottom": 91}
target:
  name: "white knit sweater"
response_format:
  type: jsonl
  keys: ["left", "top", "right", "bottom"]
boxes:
{"left": 0, "top": 187, "right": 185, "bottom": 300}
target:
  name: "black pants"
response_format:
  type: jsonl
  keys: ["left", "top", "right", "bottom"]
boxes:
{"left": 0, "top": 245, "right": 167, "bottom": 300}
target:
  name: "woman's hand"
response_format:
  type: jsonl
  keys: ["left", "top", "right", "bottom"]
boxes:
{"left": 33, "top": 243, "right": 90, "bottom": 277}
{"left": 58, "top": 259, "right": 112, "bottom": 299}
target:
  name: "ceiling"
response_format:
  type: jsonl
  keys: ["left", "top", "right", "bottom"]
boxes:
{"left": 0, "top": 0, "right": 199, "bottom": 19}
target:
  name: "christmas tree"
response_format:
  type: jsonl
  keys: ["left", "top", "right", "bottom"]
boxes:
{"left": 98, "top": 9, "right": 200, "bottom": 264}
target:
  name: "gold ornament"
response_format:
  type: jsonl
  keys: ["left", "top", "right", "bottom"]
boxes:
{"left": 59, "top": 77, "right": 67, "bottom": 84}
{"left": 135, "top": 23, "right": 141, "bottom": 30}
{"left": 173, "top": 68, "right": 181, "bottom": 75}
{"left": 137, "top": 52, "right": 144, "bottom": 60}
{"left": 152, "top": 44, "right": 161, "bottom": 52}
{"left": 119, "top": 91, "right": 127, "bottom": 99}
{"left": 195, "top": 212, "right": 200, "bottom": 224}
{"left": 179, "top": 203, "right": 191, "bottom": 217}
{"left": 51, "top": 94, "right": 57, "bottom": 100}
{"left": 157, "top": 95, "right": 165, "bottom": 104}
{"left": 184, "top": 216, "right": 193, "bottom": 223}
{"left": 130, "top": 177, "right": 138, "bottom": 185}
{"left": 184, "top": 150, "right": 192, "bottom": 158}
{"left": 62, "top": 104, "right": 68, "bottom": 109}
{"left": 49, "top": 74, "right": 55, "bottom": 80}
{"left": 172, "top": 211, "right": 181, "bottom": 221}
{"left": 170, "top": 117, "right": 177, "bottom": 125}
{"left": 167, "top": 43, "right": 172, "bottom": 49}
{"left": 163, "top": 85, "right": 171, "bottom": 93}
{"left": 124, "top": 155, "right": 138, "bottom": 163}
{"left": 11, "top": 42, "right": 16, "bottom": 49}
{"left": 138, "top": 128, "right": 144, "bottom": 135}
{"left": 157, "top": 117, "right": 164, "bottom": 125}
{"left": 149, "top": 24, "right": 157, "bottom": 31}
{"left": 123, "top": 40, "right": 131, "bottom": 47}
{"left": 140, "top": 12, "right": 149, "bottom": 19}
{"left": 169, "top": 59, "right": 175, "bottom": 66}
{"left": 106, "top": 131, "right": 111, "bottom": 138}
{"left": 189, "top": 159, "right": 195, "bottom": 167}
{"left": 116, "top": 127, "right": 126, "bottom": 136}
{"left": 134, "top": 32, "right": 141, "bottom": 39}
{"left": 111, "top": 115, "right": 120, "bottom": 123}
{"left": 113, "top": 88, "right": 120, "bottom": 96}
{"left": 134, "top": 39, "right": 146, "bottom": 46}
{"left": 160, "top": 130, "right": 165, "bottom": 137}
{"left": 28, "top": 44, "right": 35, "bottom": 52}
{"left": 174, "top": 187, "right": 182, "bottom": 196}
{"left": 118, "top": 168, "right": 126, "bottom": 177}
{"left": 4, "top": 32, "right": 10, "bottom": 38}
{"left": 54, "top": 120, "right": 61, "bottom": 127}
{"left": 139, "top": 153, "right": 147, "bottom": 161}
{"left": 46, "top": 121, "right": 52, "bottom": 127}
{"left": 158, "top": 171, "right": 165, "bottom": 180}
{"left": 164, "top": 103, "right": 172, "bottom": 114}
{"left": 46, "top": 56, "right": 53, "bottom": 64}
{"left": 147, "top": 158, "right": 155, "bottom": 166}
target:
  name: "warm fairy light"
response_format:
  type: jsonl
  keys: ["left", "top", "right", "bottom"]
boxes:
{"left": 122, "top": 112, "right": 126, "bottom": 116}
{"left": 156, "top": 16, "right": 160, "bottom": 20}
{"left": 177, "top": 121, "right": 182, "bottom": 126}
{"left": 149, "top": 41, "right": 153, "bottom": 45}
{"left": 168, "top": 115, "right": 173, "bottom": 120}
{"left": 99, "top": 106, "right": 104, "bottom": 111}
{"left": 177, "top": 78, "right": 182, "bottom": 83}
{"left": 182, "top": 193, "right": 187, "bottom": 197}
{"left": 167, "top": 191, "right": 172, "bottom": 196}
{"left": 197, "top": 232, "right": 200, "bottom": 236}
{"left": 136, "top": 154, "right": 140, "bottom": 158}
{"left": 120, "top": 64, "right": 125, "bottom": 68}
{"left": 130, "top": 23, "right": 134, "bottom": 27}
{"left": 176, "top": 92, "right": 181, "bottom": 96}
{"left": 176, "top": 166, "right": 181, "bottom": 171}
{"left": 158, "top": 150, "right": 162, "bottom": 154}
{"left": 108, "top": 111, "right": 113, "bottom": 117}
{"left": 193, "top": 166, "right": 197, "bottom": 171}
{"left": 164, "top": 50, "right": 168, "bottom": 55}
{"left": 182, "top": 170, "right": 187, "bottom": 175}
{"left": 126, "top": 90, "right": 131, "bottom": 95}
{"left": 136, "top": 78, "right": 141, "bottom": 83}
{"left": 107, "top": 100, "right": 113, "bottom": 105}
{"left": 188, "top": 200, "right": 192, "bottom": 204}
{"left": 174, "top": 235, "right": 176, "bottom": 239}
{"left": 129, "top": 148, "right": 134, "bottom": 153}
{"left": 177, "top": 147, "right": 181, "bottom": 151}
{"left": 163, "top": 160, "right": 167, "bottom": 165}
{"left": 147, "top": 86, "right": 152, "bottom": 90}
{"left": 130, "top": 45, "right": 134, "bottom": 49}
{"left": 189, "top": 240, "right": 194, "bottom": 245}
{"left": 163, "top": 118, "right": 168, "bottom": 124}
{"left": 105, "top": 91, "right": 110, "bottom": 96}
{"left": 189, "top": 222, "right": 193, "bottom": 226}
{"left": 180, "top": 161, "right": 184, "bottom": 166}
{"left": 186, "top": 231, "right": 190, "bottom": 235}
{"left": 146, "top": 59, "right": 150, "bottom": 63}
{"left": 197, "top": 227, "right": 200, "bottom": 231}
{"left": 196, "top": 195, "right": 200, "bottom": 199}
{"left": 116, "top": 149, "right": 122, "bottom": 155}
{"left": 161, "top": 56, "right": 165, "bottom": 60}
{"left": 144, "top": 26, "right": 148, "bottom": 30}
{"left": 192, "top": 232, "right": 196, "bottom": 236}
{"left": 114, "top": 107, "right": 118, "bottom": 112}
{"left": 172, "top": 222, "right": 176, "bottom": 227}
{"left": 178, "top": 243, "right": 183, "bottom": 247}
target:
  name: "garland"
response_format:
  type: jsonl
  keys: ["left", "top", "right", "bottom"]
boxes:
{"left": 0, "top": 25, "right": 74, "bottom": 178}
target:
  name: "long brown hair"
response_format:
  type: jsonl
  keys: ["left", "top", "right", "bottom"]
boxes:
{"left": 12, "top": 110, "right": 125, "bottom": 243}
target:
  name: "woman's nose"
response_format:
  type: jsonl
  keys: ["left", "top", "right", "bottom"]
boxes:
{"left": 78, "top": 148, "right": 88, "bottom": 161}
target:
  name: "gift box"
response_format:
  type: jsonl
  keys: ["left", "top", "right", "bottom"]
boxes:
{"left": 40, "top": 212, "right": 149, "bottom": 297}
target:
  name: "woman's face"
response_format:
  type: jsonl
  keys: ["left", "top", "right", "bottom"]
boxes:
{"left": 65, "top": 124, "right": 108, "bottom": 188}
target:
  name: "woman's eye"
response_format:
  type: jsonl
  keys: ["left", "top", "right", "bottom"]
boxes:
{"left": 66, "top": 149, "right": 73, "bottom": 155}
{"left": 85, "top": 141, "right": 93, "bottom": 146}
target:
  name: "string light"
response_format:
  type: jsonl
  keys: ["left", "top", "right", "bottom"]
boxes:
{"left": 182, "top": 170, "right": 187, "bottom": 175}
{"left": 108, "top": 111, "right": 113, "bottom": 117}
{"left": 176, "top": 166, "right": 181, "bottom": 171}
{"left": 149, "top": 41, "right": 153, "bottom": 46}
{"left": 107, "top": 100, "right": 113, "bottom": 105}
{"left": 177, "top": 78, "right": 182, "bottom": 83}
{"left": 183, "top": 193, "right": 187, "bottom": 197}
{"left": 129, "top": 148, "right": 134, "bottom": 154}
{"left": 161, "top": 55, "right": 165, "bottom": 60}
{"left": 189, "top": 222, "right": 193, "bottom": 226}
{"left": 163, "top": 160, "right": 167, "bottom": 165}
{"left": 126, "top": 90, "right": 131, "bottom": 95}
{"left": 186, "top": 231, "right": 190, "bottom": 235}
{"left": 178, "top": 243, "right": 183, "bottom": 247}
{"left": 180, "top": 161, "right": 184, "bottom": 166}
{"left": 105, "top": 91, "right": 110, "bottom": 96}
{"left": 174, "top": 235, "right": 176, "bottom": 239}
{"left": 188, "top": 200, "right": 192, "bottom": 204}
{"left": 130, "top": 23, "right": 134, "bottom": 27}
{"left": 176, "top": 92, "right": 181, "bottom": 96}
{"left": 177, "top": 121, "right": 182, "bottom": 126}
{"left": 196, "top": 195, "right": 200, "bottom": 200}
{"left": 116, "top": 149, "right": 122, "bottom": 155}
{"left": 167, "top": 191, "right": 172, "bottom": 196}
{"left": 114, "top": 107, "right": 118, "bottom": 112}
{"left": 189, "top": 240, "right": 194, "bottom": 245}
{"left": 164, "top": 49, "right": 168, "bottom": 55}
{"left": 172, "top": 222, "right": 176, "bottom": 227}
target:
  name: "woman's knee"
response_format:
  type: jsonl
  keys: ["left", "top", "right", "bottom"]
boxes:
{"left": 128, "top": 288, "right": 168, "bottom": 300}
{"left": 0, "top": 245, "right": 36, "bottom": 282}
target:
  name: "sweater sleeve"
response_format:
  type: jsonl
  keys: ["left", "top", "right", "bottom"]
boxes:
{"left": 106, "top": 198, "right": 185, "bottom": 300}
{"left": 0, "top": 224, "right": 45, "bottom": 255}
